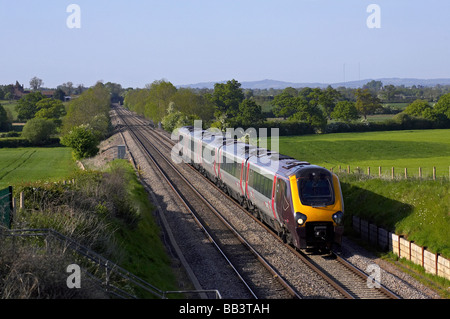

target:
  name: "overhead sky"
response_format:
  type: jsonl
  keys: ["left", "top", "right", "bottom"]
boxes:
{"left": 0, "top": 0, "right": 449, "bottom": 88}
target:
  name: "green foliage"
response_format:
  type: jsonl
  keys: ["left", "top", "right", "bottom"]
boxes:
{"left": 34, "top": 98, "right": 66, "bottom": 124}
{"left": 61, "top": 125, "right": 99, "bottom": 160}
{"left": 209, "top": 79, "right": 245, "bottom": 118}
{"left": 404, "top": 99, "right": 432, "bottom": 117}
{"left": 289, "top": 97, "right": 327, "bottom": 130}
{"left": 355, "top": 88, "right": 382, "bottom": 120}
{"left": 124, "top": 80, "right": 177, "bottom": 124}
{"left": 271, "top": 91, "right": 298, "bottom": 119}
{"left": 0, "top": 104, "right": 11, "bottom": 131}
{"left": 434, "top": 92, "right": 450, "bottom": 119}
{"left": 331, "top": 101, "right": 359, "bottom": 123}
{"left": 62, "top": 82, "right": 111, "bottom": 139}
{"left": 16, "top": 91, "right": 45, "bottom": 121}
{"left": 162, "top": 109, "right": 200, "bottom": 132}
{"left": 233, "top": 98, "right": 265, "bottom": 127}
{"left": 340, "top": 177, "right": 450, "bottom": 258}
{"left": 21, "top": 118, "right": 56, "bottom": 145}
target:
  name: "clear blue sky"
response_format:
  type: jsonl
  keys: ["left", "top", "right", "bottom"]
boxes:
{"left": 0, "top": 0, "right": 449, "bottom": 88}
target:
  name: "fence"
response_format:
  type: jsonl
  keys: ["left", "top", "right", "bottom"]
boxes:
{"left": 2, "top": 186, "right": 222, "bottom": 299}
{"left": 331, "top": 165, "right": 450, "bottom": 181}
{"left": 0, "top": 186, "right": 13, "bottom": 228}
{"left": 352, "top": 216, "right": 450, "bottom": 281}
{"left": 0, "top": 226, "right": 222, "bottom": 299}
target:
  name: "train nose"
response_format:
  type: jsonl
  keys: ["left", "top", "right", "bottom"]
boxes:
{"left": 314, "top": 225, "right": 327, "bottom": 238}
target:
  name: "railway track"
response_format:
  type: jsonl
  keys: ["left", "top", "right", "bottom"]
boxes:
{"left": 115, "top": 106, "right": 400, "bottom": 299}
{"left": 116, "top": 106, "right": 300, "bottom": 299}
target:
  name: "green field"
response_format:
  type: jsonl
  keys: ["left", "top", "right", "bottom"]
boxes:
{"left": 0, "top": 147, "right": 77, "bottom": 188}
{"left": 272, "top": 129, "right": 450, "bottom": 260}
{"left": 0, "top": 100, "right": 19, "bottom": 121}
{"left": 276, "top": 129, "right": 450, "bottom": 178}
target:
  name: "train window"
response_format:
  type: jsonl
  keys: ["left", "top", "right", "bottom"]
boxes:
{"left": 296, "top": 169, "right": 334, "bottom": 207}
{"left": 250, "top": 170, "right": 273, "bottom": 198}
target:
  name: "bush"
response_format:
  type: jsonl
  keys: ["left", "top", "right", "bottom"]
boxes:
{"left": 21, "top": 118, "right": 56, "bottom": 145}
{"left": 61, "top": 125, "right": 99, "bottom": 160}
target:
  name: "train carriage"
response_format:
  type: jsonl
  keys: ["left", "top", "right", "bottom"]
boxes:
{"left": 175, "top": 126, "right": 344, "bottom": 250}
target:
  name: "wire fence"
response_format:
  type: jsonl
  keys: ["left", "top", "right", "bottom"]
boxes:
{"left": 0, "top": 225, "right": 221, "bottom": 299}
{"left": 331, "top": 165, "right": 450, "bottom": 181}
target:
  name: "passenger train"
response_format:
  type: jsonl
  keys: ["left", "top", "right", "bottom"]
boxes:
{"left": 175, "top": 126, "right": 344, "bottom": 250}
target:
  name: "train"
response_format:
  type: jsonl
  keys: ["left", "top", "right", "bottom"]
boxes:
{"left": 175, "top": 126, "right": 344, "bottom": 251}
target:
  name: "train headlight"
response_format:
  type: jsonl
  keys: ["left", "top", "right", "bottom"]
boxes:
{"left": 295, "top": 212, "right": 307, "bottom": 226}
{"left": 332, "top": 211, "right": 344, "bottom": 226}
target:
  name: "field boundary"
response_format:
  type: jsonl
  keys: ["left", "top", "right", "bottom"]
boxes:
{"left": 332, "top": 165, "right": 450, "bottom": 181}
{"left": 351, "top": 216, "right": 450, "bottom": 281}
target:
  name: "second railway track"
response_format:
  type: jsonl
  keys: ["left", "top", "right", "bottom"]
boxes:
{"left": 116, "top": 106, "right": 299, "bottom": 299}
{"left": 115, "top": 106, "right": 401, "bottom": 299}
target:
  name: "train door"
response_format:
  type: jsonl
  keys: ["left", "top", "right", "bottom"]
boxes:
{"left": 275, "top": 178, "right": 291, "bottom": 226}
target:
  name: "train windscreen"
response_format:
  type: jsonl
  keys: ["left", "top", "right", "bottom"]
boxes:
{"left": 296, "top": 168, "right": 334, "bottom": 207}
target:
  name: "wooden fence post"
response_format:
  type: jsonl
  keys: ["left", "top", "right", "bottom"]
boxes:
{"left": 404, "top": 168, "right": 408, "bottom": 179}
{"left": 19, "top": 192, "right": 24, "bottom": 209}
{"left": 433, "top": 167, "right": 436, "bottom": 180}
{"left": 367, "top": 167, "right": 370, "bottom": 177}
{"left": 419, "top": 167, "right": 422, "bottom": 179}
{"left": 378, "top": 166, "right": 382, "bottom": 178}
{"left": 391, "top": 167, "right": 395, "bottom": 180}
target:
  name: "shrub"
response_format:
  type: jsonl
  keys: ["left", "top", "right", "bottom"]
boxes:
{"left": 61, "top": 125, "right": 99, "bottom": 160}
{"left": 21, "top": 118, "right": 56, "bottom": 145}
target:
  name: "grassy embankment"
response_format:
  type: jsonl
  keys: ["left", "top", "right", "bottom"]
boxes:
{"left": 274, "top": 129, "right": 450, "bottom": 259}
{"left": 0, "top": 150, "right": 180, "bottom": 298}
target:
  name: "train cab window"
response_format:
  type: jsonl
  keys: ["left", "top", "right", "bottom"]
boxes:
{"left": 296, "top": 169, "right": 334, "bottom": 207}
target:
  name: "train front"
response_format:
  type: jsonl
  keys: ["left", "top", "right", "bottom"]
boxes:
{"left": 289, "top": 166, "right": 344, "bottom": 250}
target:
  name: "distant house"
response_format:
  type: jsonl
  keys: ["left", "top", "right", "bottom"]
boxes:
{"left": 42, "top": 90, "right": 55, "bottom": 98}
{"left": 12, "top": 81, "right": 30, "bottom": 99}
{"left": 64, "top": 96, "right": 72, "bottom": 102}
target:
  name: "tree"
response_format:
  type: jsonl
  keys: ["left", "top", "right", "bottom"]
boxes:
{"left": 62, "top": 82, "right": 111, "bottom": 139}
{"left": 234, "top": 99, "right": 265, "bottom": 127}
{"left": 144, "top": 80, "right": 177, "bottom": 124}
{"left": 363, "top": 80, "right": 383, "bottom": 95}
{"left": 271, "top": 90, "right": 298, "bottom": 119}
{"left": 434, "top": 93, "right": 450, "bottom": 119}
{"left": 29, "top": 76, "right": 44, "bottom": 91}
{"left": 16, "top": 91, "right": 45, "bottom": 121}
{"left": 290, "top": 97, "right": 327, "bottom": 129}
{"left": 331, "top": 101, "right": 359, "bottom": 123}
{"left": 0, "top": 104, "right": 11, "bottom": 131}
{"left": 321, "top": 86, "right": 341, "bottom": 118}
{"left": 22, "top": 118, "right": 56, "bottom": 145}
{"left": 53, "top": 88, "right": 66, "bottom": 101}
{"left": 35, "top": 98, "right": 66, "bottom": 125}
{"left": 61, "top": 125, "right": 99, "bottom": 159}
{"left": 404, "top": 99, "right": 432, "bottom": 117}
{"left": 355, "top": 88, "right": 382, "bottom": 120}
{"left": 210, "top": 79, "right": 244, "bottom": 118}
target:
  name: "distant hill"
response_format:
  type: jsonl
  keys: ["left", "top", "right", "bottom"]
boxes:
{"left": 179, "top": 78, "right": 450, "bottom": 90}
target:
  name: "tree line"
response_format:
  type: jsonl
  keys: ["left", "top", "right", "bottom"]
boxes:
{"left": 123, "top": 79, "right": 450, "bottom": 134}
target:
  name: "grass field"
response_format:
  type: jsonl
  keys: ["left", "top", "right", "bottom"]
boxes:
{"left": 0, "top": 100, "right": 18, "bottom": 121}
{"left": 276, "top": 129, "right": 450, "bottom": 178}
{"left": 271, "top": 129, "right": 450, "bottom": 260}
{"left": 0, "top": 147, "right": 77, "bottom": 188}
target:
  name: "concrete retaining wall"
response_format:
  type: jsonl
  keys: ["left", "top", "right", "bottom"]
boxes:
{"left": 352, "top": 216, "right": 450, "bottom": 281}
